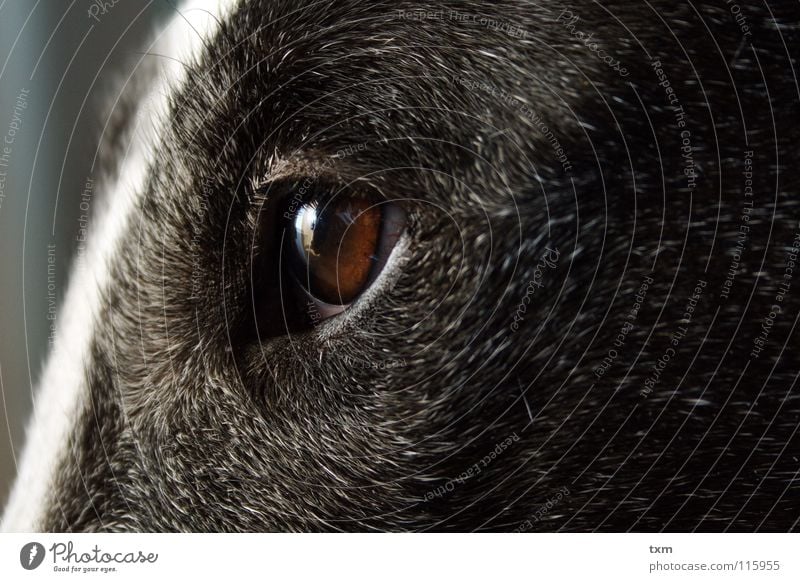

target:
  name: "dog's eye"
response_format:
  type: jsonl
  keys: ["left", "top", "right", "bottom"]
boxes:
{"left": 289, "top": 198, "right": 380, "bottom": 305}
{"left": 248, "top": 183, "right": 406, "bottom": 339}
{"left": 283, "top": 192, "right": 405, "bottom": 318}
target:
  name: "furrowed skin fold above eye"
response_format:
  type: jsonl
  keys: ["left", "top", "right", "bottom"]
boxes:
{"left": 1, "top": 0, "right": 799, "bottom": 536}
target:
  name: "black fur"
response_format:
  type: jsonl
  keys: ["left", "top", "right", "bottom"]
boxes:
{"left": 41, "top": 0, "right": 800, "bottom": 531}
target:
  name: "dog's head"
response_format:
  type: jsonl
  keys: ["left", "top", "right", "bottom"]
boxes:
{"left": 3, "top": 0, "right": 799, "bottom": 531}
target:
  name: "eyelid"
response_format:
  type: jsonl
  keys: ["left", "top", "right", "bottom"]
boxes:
{"left": 298, "top": 286, "right": 350, "bottom": 319}
{"left": 316, "top": 230, "right": 411, "bottom": 339}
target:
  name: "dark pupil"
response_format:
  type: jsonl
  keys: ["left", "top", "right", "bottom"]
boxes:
{"left": 291, "top": 197, "right": 382, "bottom": 305}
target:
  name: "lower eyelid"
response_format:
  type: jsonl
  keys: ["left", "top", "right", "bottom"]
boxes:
{"left": 316, "top": 232, "right": 411, "bottom": 338}
{"left": 297, "top": 286, "right": 351, "bottom": 320}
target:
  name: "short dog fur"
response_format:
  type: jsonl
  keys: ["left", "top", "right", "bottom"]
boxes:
{"left": 3, "top": 0, "right": 800, "bottom": 531}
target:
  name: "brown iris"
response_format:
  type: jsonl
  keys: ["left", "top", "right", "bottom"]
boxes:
{"left": 290, "top": 197, "right": 382, "bottom": 305}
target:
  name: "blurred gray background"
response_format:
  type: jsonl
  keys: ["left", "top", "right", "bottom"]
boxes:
{"left": 0, "top": 0, "right": 171, "bottom": 513}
